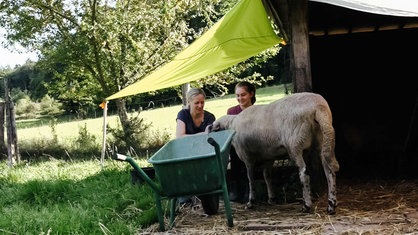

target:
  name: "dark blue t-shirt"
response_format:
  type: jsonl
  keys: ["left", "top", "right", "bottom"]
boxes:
{"left": 176, "top": 109, "right": 216, "bottom": 134}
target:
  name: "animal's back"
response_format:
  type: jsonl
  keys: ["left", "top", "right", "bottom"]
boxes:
{"left": 231, "top": 92, "right": 333, "bottom": 159}
{"left": 268, "top": 92, "right": 330, "bottom": 117}
{"left": 238, "top": 92, "right": 330, "bottom": 121}
{"left": 236, "top": 92, "right": 331, "bottom": 136}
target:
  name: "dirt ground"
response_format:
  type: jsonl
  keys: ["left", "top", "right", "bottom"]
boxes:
{"left": 138, "top": 179, "right": 418, "bottom": 235}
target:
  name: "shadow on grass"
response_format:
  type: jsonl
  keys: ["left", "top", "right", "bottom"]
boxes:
{"left": 1, "top": 165, "right": 162, "bottom": 233}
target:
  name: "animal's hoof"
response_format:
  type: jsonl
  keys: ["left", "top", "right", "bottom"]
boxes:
{"left": 302, "top": 204, "right": 311, "bottom": 213}
{"left": 327, "top": 207, "right": 336, "bottom": 215}
{"left": 327, "top": 200, "right": 337, "bottom": 215}
{"left": 327, "top": 205, "right": 337, "bottom": 215}
{"left": 267, "top": 197, "right": 276, "bottom": 205}
{"left": 245, "top": 202, "right": 254, "bottom": 209}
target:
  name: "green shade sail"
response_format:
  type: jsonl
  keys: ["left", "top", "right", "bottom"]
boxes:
{"left": 105, "top": 0, "right": 283, "bottom": 101}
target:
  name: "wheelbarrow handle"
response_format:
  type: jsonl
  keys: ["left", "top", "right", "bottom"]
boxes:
{"left": 113, "top": 153, "right": 163, "bottom": 195}
{"left": 114, "top": 153, "right": 128, "bottom": 161}
{"left": 109, "top": 146, "right": 127, "bottom": 161}
{"left": 207, "top": 137, "right": 218, "bottom": 147}
{"left": 207, "top": 136, "right": 224, "bottom": 175}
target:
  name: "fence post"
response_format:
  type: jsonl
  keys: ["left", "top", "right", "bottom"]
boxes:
{"left": 4, "top": 77, "right": 20, "bottom": 167}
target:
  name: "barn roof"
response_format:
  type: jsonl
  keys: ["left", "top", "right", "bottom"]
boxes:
{"left": 312, "top": 0, "right": 418, "bottom": 17}
{"left": 308, "top": 0, "right": 418, "bottom": 36}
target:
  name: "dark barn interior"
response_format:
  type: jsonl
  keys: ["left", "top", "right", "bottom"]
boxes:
{"left": 307, "top": 2, "right": 418, "bottom": 178}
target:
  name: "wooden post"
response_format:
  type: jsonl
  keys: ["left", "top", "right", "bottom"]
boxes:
{"left": 4, "top": 77, "right": 20, "bottom": 166}
{"left": 288, "top": 0, "right": 312, "bottom": 92}
{"left": 0, "top": 101, "right": 7, "bottom": 158}
{"left": 272, "top": 0, "right": 312, "bottom": 93}
{"left": 101, "top": 101, "right": 108, "bottom": 168}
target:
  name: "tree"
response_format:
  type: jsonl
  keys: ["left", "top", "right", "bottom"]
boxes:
{"left": 1, "top": 0, "right": 280, "bottom": 151}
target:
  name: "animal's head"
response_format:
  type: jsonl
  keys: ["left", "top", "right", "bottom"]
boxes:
{"left": 209, "top": 115, "right": 236, "bottom": 132}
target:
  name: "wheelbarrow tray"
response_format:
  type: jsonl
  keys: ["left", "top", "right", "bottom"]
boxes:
{"left": 148, "top": 130, "right": 235, "bottom": 197}
{"left": 114, "top": 129, "right": 236, "bottom": 231}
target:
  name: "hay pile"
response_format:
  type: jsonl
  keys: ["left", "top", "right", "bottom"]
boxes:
{"left": 138, "top": 179, "right": 418, "bottom": 234}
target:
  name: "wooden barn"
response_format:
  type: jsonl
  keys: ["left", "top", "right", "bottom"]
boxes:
{"left": 266, "top": 0, "right": 418, "bottom": 178}
{"left": 106, "top": 0, "right": 418, "bottom": 179}
{"left": 108, "top": 1, "right": 418, "bottom": 232}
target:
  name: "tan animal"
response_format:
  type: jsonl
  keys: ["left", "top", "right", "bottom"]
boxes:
{"left": 210, "top": 92, "right": 340, "bottom": 214}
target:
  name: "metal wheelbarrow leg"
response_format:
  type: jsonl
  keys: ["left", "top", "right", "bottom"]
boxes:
{"left": 113, "top": 154, "right": 170, "bottom": 231}
{"left": 207, "top": 137, "right": 233, "bottom": 227}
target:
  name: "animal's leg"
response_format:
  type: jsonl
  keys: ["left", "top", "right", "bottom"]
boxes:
{"left": 262, "top": 161, "right": 276, "bottom": 204}
{"left": 315, "top": 106, "right": 339, "bottom": 214}
{"left": 292, "top": 152, "right": 312, "bottom": 213}
{"left": 245, "top": 163, "right": 256, "bottom": 209}
{"left": 321, "top": 157, "right": 338, "bottom": 215}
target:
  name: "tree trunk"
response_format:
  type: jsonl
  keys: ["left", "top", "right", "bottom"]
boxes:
{"left": 116, "top": 99, "right": 129, "bottom": 131}
{"left": 181, "top": 83, "right": 190, "bottom": 108}
{"left": 115, "top": 99, "right": 142, "bottom": 152}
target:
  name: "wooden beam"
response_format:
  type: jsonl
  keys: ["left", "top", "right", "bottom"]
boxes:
{"left": 288, "top": 0, "right": 312, "bottom": 92}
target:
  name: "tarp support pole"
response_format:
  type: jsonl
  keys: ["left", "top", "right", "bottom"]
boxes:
{"left": 101, "top": 101, "right": 108, "bottom": 168}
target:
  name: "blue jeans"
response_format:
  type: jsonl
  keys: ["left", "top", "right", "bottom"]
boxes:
{"left": 178, "top": 196, "right": 192, "bottom": 204}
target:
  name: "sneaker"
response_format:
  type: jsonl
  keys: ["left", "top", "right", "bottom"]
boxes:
{"left": 229, "top": 191, "right": 240, "bottom": 202}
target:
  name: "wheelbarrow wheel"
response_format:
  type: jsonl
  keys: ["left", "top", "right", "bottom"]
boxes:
{"left": 199, "top": 194, "right": 219, "bottom": 215}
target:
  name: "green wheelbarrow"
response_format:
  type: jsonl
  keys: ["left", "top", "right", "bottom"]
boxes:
{"left": 113, "top": 130, "right": 236, "bottom": 231}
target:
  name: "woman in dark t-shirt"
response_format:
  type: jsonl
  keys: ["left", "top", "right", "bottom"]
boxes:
{"left": 176, "top": 88, "right": 215, "bottom": 138}
{"left": 176, "top": 109, "right": 215, "bottom": 135}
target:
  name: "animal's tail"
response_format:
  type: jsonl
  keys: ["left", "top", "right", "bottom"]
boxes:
{"left": 315, "top": 103, "right": 340, "bottom": 173}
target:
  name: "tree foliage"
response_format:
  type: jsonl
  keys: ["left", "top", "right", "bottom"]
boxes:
{"left": 1, "top": 0, "right": 237, "bottom": 98}
{"left": 1, "top": 0, "right": 281, "bottom": 151}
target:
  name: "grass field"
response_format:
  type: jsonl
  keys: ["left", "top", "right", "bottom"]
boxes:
{"left": 1, "top": 84, "right": 291, "bottom": 234}
{"left": 17, "top": 84, "right": 291, "bottom": 143}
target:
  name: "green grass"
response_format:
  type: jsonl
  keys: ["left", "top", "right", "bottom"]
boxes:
{"left": 0, "top": 159, "right": 161, "bottom": 234}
